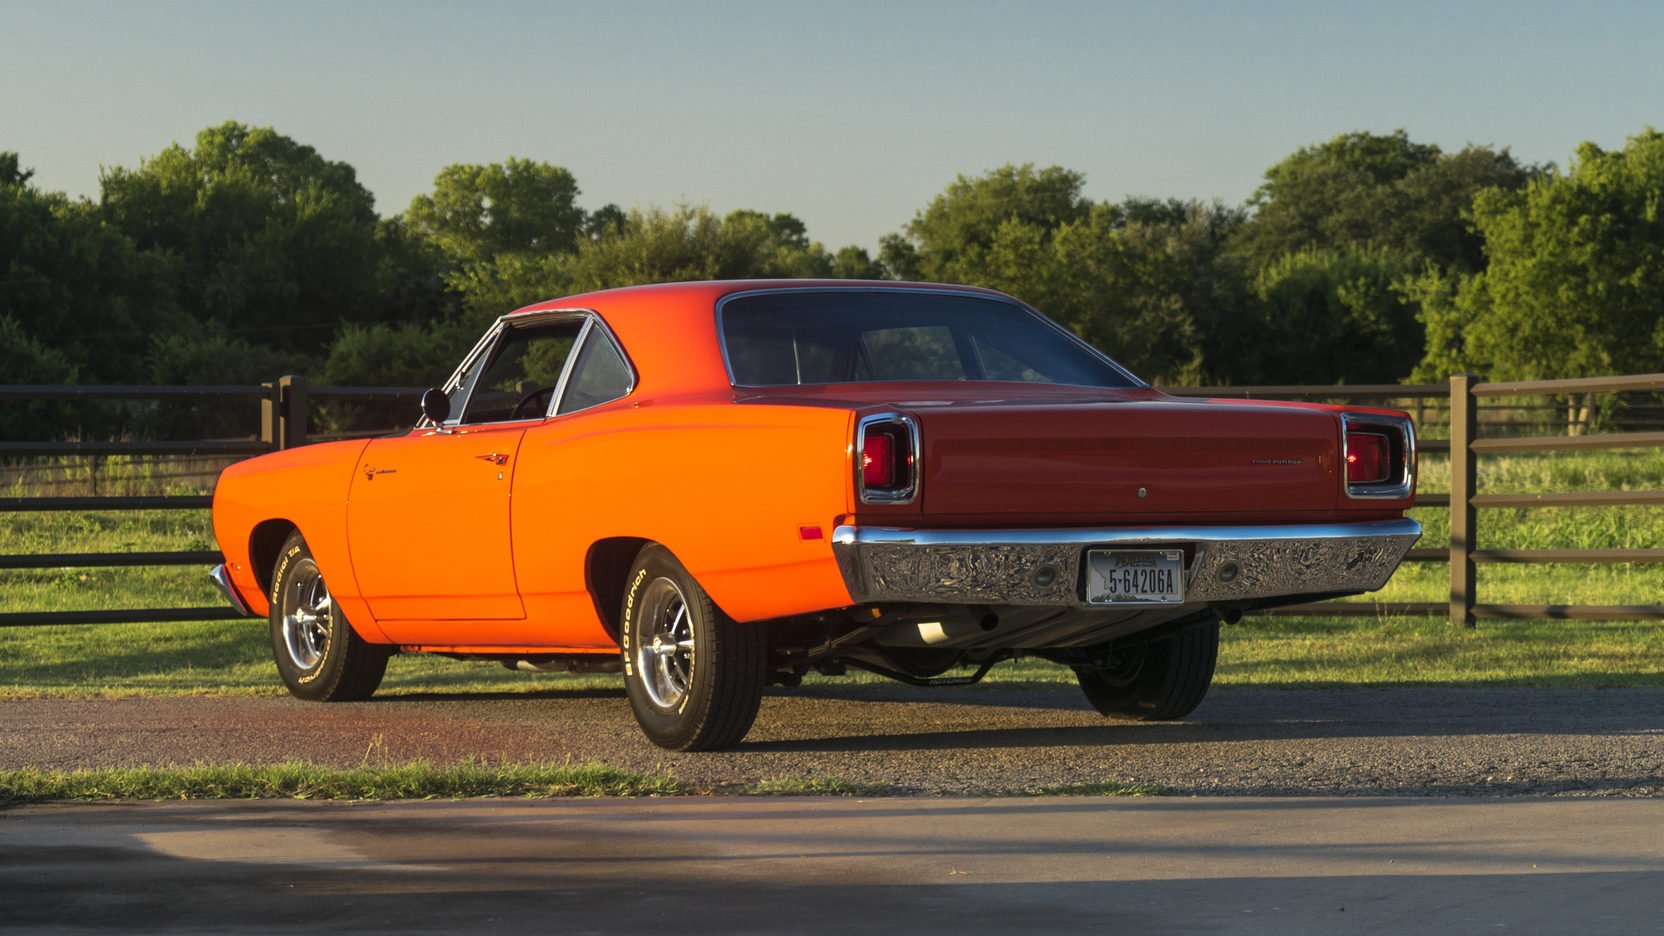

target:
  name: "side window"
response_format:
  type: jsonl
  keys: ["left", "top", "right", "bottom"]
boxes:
{"left": 557, "top": 326, "right": 633, "bottom": 415}
{"left": 460, "top": 319, "right": 585, "bottom": 424}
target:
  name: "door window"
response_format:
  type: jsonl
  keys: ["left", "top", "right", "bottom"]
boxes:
{"left": 460, "top": 319, "right": 585, "bottom": 424}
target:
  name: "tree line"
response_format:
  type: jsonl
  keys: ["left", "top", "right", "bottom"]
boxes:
{"left": 5, "top": 121, "right": 1664, "bottom": 401}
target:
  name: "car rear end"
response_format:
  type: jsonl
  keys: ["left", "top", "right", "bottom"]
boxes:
{"left": 833, "top": 396, "right": 1417, "bottom": 639}
{"left": 718, "top": 285, "right": 1419, "bottom": 647}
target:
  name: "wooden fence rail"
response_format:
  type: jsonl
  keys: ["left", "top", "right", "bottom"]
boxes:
{"left": 1175, "top": 372, "right": 1664, "bottom": 625}
{"left": 0, "top": 378, "right": 422, "bottom": 627}
{"left": 6, "top": 372, "right": 1664, "bottom": 628}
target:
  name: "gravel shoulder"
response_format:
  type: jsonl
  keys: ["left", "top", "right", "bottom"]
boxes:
{"left": 5, "top": 685, "right": 1663, "bottom": 796}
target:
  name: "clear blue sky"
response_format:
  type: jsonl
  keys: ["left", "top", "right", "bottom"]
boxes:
{"left": 3, "top": 0, "right": 1660, "bottom": 250}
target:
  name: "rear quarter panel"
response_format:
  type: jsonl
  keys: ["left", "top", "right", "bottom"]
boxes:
{"left": 510, "top": 398, "right": 856, "bottom": 634}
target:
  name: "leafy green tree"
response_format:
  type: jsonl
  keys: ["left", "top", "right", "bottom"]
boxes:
{"left": 0, "top": 314, "right": 75, "bottom": 382}
{"left": 320, "top": 319, "right": 476, "bottom": 389}
{"left": 878, "top": 166, "right": 1249, "bottom": 383}
{"left": 1236, "top": 130, "right": 1531, "bottom": 275}
{"left": 1, "top": 152, "right": 183, "bottom": 383}
{"left": 980, "top": 200, "right": 1250, "bottom": 383}
{"left": 1249, "top": 246, "right": 1418, "bottom": 384}
{"left": 882, "top": 164, "right": 1090, "bottom": 283}
{"left": 404, "top": 158, "right": 586, "bottom": 264}
{"left": 1415, "top": 130, "right": 1664, "bottom": 382}
{"left": 1235, "top": 131, "right": 1438, "bottom": 265}
{"left": 315, "top": 319, "right": 481, "bottom": 430}
{"left": 99, "top": 121, "right": 382, "bottom": 351}
{"left": 448, "top": 206, "right": 847, "bottom": 321}
{"left": 373, "top": 215, "right": 454, "bottom": 325}
{"left": 1, "top": 152, "right": 32, "bottom": 187}
{"left": 832, "top": 245, "right": 886, "bottom": 280}
{"left": 1390, "top": 145, "right": 1536, "bottom": 274}
{"left": 0, "top": 315, "right": 80, "bottom": 441}
{"left": 584, "top": 203, "right": 628, "bottom": 240}
{"left": 1232, "top": 131, "right": 1533, "bottom": 381}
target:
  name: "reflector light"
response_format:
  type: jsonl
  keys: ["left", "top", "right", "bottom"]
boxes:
{"left": 798, "top": 525, "right": 824, "bottom": 541}
{"left": 1346, "top": 432, "right": 1390, "bottom": 484}
{"left": 862, "top": 432, "right": 896, "bottom": 487}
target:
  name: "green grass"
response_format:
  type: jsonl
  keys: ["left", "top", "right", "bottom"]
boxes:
{"left": 1219, "top": 614, "right": 1664, "bottom": 687}
{"left": 6, "top": 450, "right": 1664, "bottom": 696}
{"left": 0, "top": 763, "right": 1176, "bottom": 803}
{"left": 0, "top": 760, "right": 683, "bottom": 804}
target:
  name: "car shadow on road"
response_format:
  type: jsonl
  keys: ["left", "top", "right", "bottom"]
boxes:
{"left": 745, "top": 684, "right": 1664, "bottom": 749}
{"left": 370, "top": 687, "right": 627, "bottom": 703}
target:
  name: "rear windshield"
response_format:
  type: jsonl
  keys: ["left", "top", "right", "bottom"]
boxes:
{"left": 721, "top": 291, "right": 1140, "bottom": 388}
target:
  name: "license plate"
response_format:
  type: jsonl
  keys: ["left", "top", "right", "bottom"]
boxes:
{"left": 1085, "top": 549, "right": 1184, "bottom": 605}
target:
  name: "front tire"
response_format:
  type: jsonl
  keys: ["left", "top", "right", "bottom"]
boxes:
{"left": 269, "top": 530, "right": 391, "bottom": 701}
{"left": 1075, "top": 619, "right": 1219, "bottom": 721}
{"left": 620, "top": 545, "right": 766, "bottom": 751}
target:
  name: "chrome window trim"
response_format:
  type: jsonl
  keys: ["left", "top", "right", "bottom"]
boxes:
{"left": 713, "top": 285, "right": 1147, "bottom": 390}
{"left": 543, "top": 317, "right": 594, "bottom": 419}
{"left": 1342, "top": 412, "right": 1417, "bottom": 500}
{"left": 855, "top": 411, "right": 921, "bottom": 505}
{"left": 419, "top": 319, "right": 505, "bottom": 430}
{"left": 418, "top": 308, "right": 639, "bottom": 430}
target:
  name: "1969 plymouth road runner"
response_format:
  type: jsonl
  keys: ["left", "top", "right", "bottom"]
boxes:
{"left": 211, "top": 280, "right": 1419, "bottom": 750}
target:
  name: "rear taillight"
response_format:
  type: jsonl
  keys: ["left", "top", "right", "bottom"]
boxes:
{"left": 1342, "top": 414, "right": 1415, "bottom": 500}
{"left": 856, "top": 413, "right": 918, "bottom": 504}
{"left": 1345, "top": 432, "right": 1390, "bottom": 484}
{"left": 862, "top": 432, "right": 896, "bottom": 487}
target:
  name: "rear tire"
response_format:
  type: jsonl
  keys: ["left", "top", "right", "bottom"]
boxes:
{"left": 268, "top": 530, "right": 391, "bottom": 701}
{"left": 620, "top": 545, "right": 766, "bottom": 751}
{"left": 1076, "top": 619, "right": 1219, "bottom": 721}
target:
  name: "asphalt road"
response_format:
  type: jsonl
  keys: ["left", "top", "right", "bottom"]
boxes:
{"left": 5, "top": 796, "right": 1664, "bottom": 935}
{"left": 4, "top": 684, "right": 1664, "bottom": 796}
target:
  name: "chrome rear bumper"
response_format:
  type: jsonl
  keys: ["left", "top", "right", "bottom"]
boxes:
{"left": 209, "top": 564, "right": 255, "bottom": 617}
{"left": 830, "top": 518, "right": 1421, "bottom": 607}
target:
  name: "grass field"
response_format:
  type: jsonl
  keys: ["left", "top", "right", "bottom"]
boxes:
{"left": 4, "top": 449, "right": 1664, "bottom": 698}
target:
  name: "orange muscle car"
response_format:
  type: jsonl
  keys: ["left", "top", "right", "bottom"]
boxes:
{"left": 211, "top": 280, "right": 1420, "bottom": 750}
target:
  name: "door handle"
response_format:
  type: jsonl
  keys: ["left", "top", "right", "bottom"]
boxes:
{"left": 475, "top": 453, "right": 510, "bottom": 466}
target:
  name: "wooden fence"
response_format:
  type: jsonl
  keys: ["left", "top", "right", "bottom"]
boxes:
{"left": 1170, "top": 373, "right": 1664, "bottom": 625}
{"left": 0, "top": 377, "right": 421, "bottom": 627}
{"left": 5, "top": 373, "right": 1664, "bottom": 628}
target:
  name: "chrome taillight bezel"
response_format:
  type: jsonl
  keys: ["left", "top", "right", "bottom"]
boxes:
{"left": 855, "top": 412, "right": 920, "bottom": 505}
{"left": 1342, "top": 413, "right": 1416, "bottom": 500}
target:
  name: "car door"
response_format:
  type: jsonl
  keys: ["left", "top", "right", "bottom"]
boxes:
{"left": 347, "top": 316, "right": 586, "bottom": 629}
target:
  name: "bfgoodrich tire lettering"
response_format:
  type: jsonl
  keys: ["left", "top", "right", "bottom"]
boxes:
{"left": 620, "top": 544, "right": 766, "bottom": 751}
{"left": 269, "top": 530, "right": 391, "bottom": 702}
{"left": 1076, "top": 619, "right": 1219, "bottom": 721}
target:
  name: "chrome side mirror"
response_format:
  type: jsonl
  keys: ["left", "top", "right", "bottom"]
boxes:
{"left": 420, "top": 388, "right": 451, "bottom": 425}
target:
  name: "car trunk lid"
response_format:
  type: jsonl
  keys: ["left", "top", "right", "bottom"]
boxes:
{"left": 915, "top": 396, "right": 1340, "bottom": 520}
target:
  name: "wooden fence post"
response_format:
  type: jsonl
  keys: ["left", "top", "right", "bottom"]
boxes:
{"left": 278, "top": 375, "right": 308, "bottom": 450}
{"left": 1449, "top": 373, "right": 1478, "bottom": 627}
{"left": 260, "top": 381, "right": 280, "bottom": 450}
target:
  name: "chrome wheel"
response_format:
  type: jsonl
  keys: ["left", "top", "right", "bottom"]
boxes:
{"left": 634, "top": 576, "right": 695, "bottom": 710}
{"left": 279, "top": 558, "right": 332, "bottom": 671}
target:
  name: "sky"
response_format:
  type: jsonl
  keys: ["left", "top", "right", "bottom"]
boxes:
{"left": 4, "top": 0, "right": 1662, "bottom": 251}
